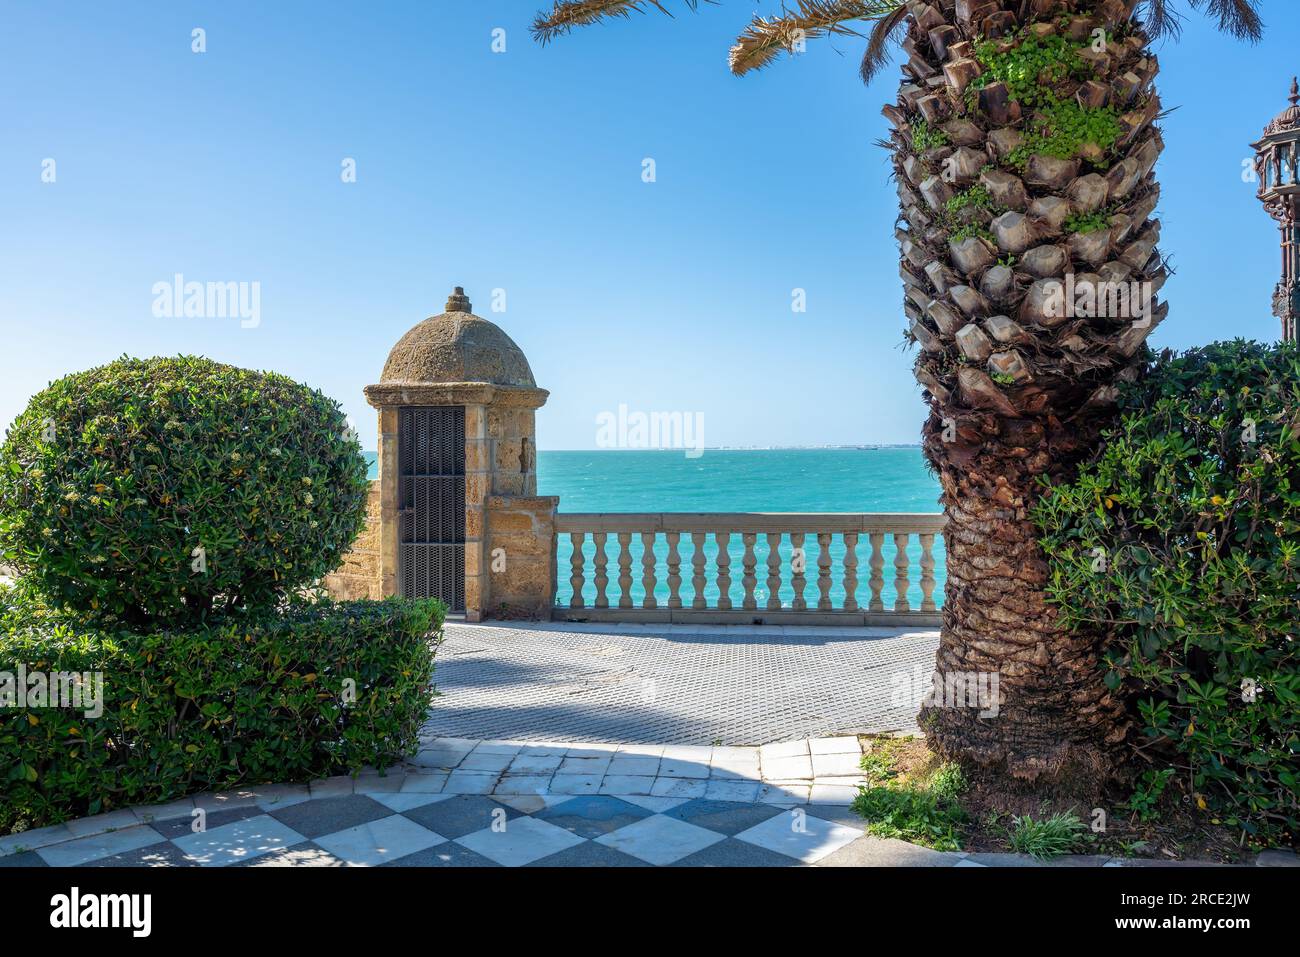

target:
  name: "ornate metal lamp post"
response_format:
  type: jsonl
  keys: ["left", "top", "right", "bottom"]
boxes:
{"left": 1253, "top": 78, "right": 1300, "bottom": 343}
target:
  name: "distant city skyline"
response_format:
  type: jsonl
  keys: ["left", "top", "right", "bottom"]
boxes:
{"left": 3, "top": 2, "right": 1297, "bottom": 450}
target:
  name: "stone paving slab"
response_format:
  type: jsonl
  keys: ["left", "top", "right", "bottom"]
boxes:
{"left": 421, "top": 622, "right": 939, "bottom": 744}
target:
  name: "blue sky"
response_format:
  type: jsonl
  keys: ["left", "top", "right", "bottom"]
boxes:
{"left": 2, "top": 1, "right": 1296, "bottom": 449}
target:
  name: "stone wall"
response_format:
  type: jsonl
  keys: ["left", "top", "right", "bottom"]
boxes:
{"left": 485, "top": 494, "right": 558, "bottom": 619}
{"left": 322, "top": 480, "right": 382, "bottom": 600}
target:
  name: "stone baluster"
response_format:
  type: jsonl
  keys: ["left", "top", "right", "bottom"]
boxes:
{"left": 842, "top": 532, "right": 859, "bottom": 611}
{"left": 765, "top": 533, "right": 783, "bottom": 610}
{"left": 816, "top": 532, "right": 833, "bottom": 611}
{"left": 617, "top": 532, "right": 634, "bottom": 608}
{"left": 868, "top": 532, "right": 885, "bottom": 611}
{"left": 919, "top": 532, "right": 938, "bottom": 612}
{"left": 715, "top": 532, "right": 732, "bottom": 610}
{"left": 666, "top": 532, "right": 683, "bottom": 609}
{"left": 790, "top": 532, "right": 807, "bottom": 611}
{"left": 568, "top": 531, "right": 585, "bottom": 609}
{"left": 691, "top": 532, "right": 708, "bottom": 609}
{"left": 893, "top": 532, "right": 911, "bottom": 613}
{"left": 593, "top": 531, "right": 609, "bottom": 608}
{"left": 741, "top": 533, "right": 758, "bottom": 610}
{"left": 641, "top": 531, "right": 658, "bottom": 609}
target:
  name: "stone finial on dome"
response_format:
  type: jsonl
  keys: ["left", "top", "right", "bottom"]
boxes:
{"left": 446, "top": 286, "right": 472, "bottom": 313}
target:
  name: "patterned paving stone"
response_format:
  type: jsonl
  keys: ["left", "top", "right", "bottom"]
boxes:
{"left": 526, "top": 840, "right": 649, "bottom": 867}
{"left": 171, "top": 814, "right": 305, "bottom": 867}
{"left": 151, "top": 805, "right": 261, "bottom": 840}
{"left": 535, "top": 796, "right": 652, "bottom": 839}
{"left": 370, "top": 792, "right": 456, "bottom": 813}
{"left": 0, "top": 850, "right": 48, "bottom": 867}
{"left": 381, "top": 842, "right": 499, "bottom": 867}
{"left": 85, "top": 842, "right": 200, "bottom": 867}
{"left": 37, "top": 826, "right": 167, "bottom": 867}
{"left": 670, "top": 837, "right": 799, "bottom": 868}
{"left": 593, "top": 814, "right": 723, "bottom": 866}
{"left": 230, "top": 842, "right": 345, "bottom": 868}
{"left": 665, "top": 798, "right": 786, "bottom": 836}
{"left": 443, "top": 771, "right": 499, "bottom": 795}
{"left": 314, "top": 814, "right": 444, "bottom": 866}
{"left": 267, "top": 795, "right": 391, "bottom": 840}
{"left": 735, "top": 810, "right": 862, "bottom": 864}
{"left": 400, "top": 795, "right": 523, "bottom": 840}
{"left": 422, "top": 623, "right": 937, "bottom": 744}
{"left": 456, "top": 817, "right": 584, "bottom": 867}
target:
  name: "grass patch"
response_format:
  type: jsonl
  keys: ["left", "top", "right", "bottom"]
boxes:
{"left": 1007, "top": 812, "right": 1090, "bottom": 861}
{"left": 852, "top": 737, "right": 968, "bottom": 852}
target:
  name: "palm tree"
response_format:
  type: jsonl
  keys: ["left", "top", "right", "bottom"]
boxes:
{"left": 531, "top": 0, "right": 1264, "bottom": 789}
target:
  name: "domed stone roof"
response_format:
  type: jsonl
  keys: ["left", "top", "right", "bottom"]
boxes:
{"left": 379, "top": 287, "right": 536, "bottom": 387}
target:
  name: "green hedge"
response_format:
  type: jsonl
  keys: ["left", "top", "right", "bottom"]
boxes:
{"left": 1033, "top": 340, "right": 1300, "bottom": 842}
{"left": 0, "top": 356, "right": 369, "bottom": 624}
{"left": 0, "top": 588, "right": 442, "bottom": 834}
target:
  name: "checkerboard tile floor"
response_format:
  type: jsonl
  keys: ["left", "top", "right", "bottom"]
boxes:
{"left": 1, "top": 794, "right": 872, "bottom": 868}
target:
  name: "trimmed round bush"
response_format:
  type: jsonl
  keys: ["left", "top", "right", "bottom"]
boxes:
{"left": 1034, "top": 340, "right": 1300, "bottom": 843}
{"left": 0, "top": 356, "right": 369, "bottom": 622}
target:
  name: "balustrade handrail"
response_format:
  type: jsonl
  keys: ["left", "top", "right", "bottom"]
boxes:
{"left": 555, "top": 512, "right": 946, "bottom": 533}
{"left": 553, "top": 511, "right": 946, "bottom": 626}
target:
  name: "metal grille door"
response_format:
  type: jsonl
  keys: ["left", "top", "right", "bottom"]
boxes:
{"left": 398, "top": 407, "right": 465, "bottom": 611}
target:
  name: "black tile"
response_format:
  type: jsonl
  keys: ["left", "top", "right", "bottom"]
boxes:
{"left": 149, "top": 805, "right": 262, "bottom": 839}
{"left": 670, "top": 837, "right": 799, "bottom": 867}
{"left": 0, "top": 850, "right": 48, "bottom": 867}
{"left": 535, "top": 796, "right": 651, "bottom": 839}
{"left": 663, "top": 799, "right": 784, "bottom": 836}
{"left": 400, "top": 795, "right": 524, "bottom": 840}
{"left": 527, "top": 841, "right": 649, "bottom": 867}
{"left": 266, "top": 795, "right": 391, "bottom": 840}
{"left": 382, "top": 842, "right": 500, "bottom": 867}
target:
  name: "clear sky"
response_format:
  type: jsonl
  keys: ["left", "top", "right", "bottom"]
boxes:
{"left": 2, "top": 1, "right": 1297, "bottom": 450}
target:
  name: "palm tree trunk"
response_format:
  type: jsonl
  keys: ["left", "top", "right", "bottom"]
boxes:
{"left": 891, "top": 0, "right": 1163, "bottom": 787}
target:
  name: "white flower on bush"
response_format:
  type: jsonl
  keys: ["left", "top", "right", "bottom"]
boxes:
{"left": 301, "top": 477, "right": 312, "bottom": 486}
{"left": 270, "top": 447, "right": 282, "bottom": 457}
{"left": 63, "top": 490, "right": 80, "bottom": 502}
{"left": 304, "top": 492, "right": 314, "bottom": 506}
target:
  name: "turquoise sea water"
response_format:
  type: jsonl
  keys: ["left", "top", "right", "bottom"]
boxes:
{"left": 541, "top": 449, "right": 943, "bottom": 610}
{"left": 366, "top": 448, "right": 946, "bottom": 609}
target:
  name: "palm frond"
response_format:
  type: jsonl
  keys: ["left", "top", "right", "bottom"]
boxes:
{"left": 728, "top": 0, "right": 906, "bottom": 77}
{"left": 859, "top": 5, "right": 909, "bottom": 84}
{"left": 1139, "top": 0, "right": 1185, "bottom": 40}
{"left": 1188, "top": 0, "right": 1264, "bottom": 42}
{"left": 531, "top": 0, "right": 706, "bottom": 45}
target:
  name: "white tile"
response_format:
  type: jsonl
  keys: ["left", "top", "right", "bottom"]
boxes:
{"left": 494, "top": 774, "right": 554, "bottom": 795}
{"left": 410, "top": 749, "right": 469, "bottom": 770}
{"left": 954, "top": 858, "right": 988, "bottom": 867}
{"left": 172, "top": 814, "right": 305, "bottom": 867}
{"left": 442, "top": 771, "right": 499, "bottom": 795}
{"left": 509, "top": 753, "right": 565, "bottom": 774}
{"left": 600, "top": 775, "right": 657, "bottom": 796}
{"left": 457, "top": 816, "right": 584, "bottom": 867}
{"left": 607, "top": 755, "right": 661, "bottom": 776}
{"left": 809, "top": 784, "right": 862, "bottom": 806}
{"left": 429, "top": 737, "right": 480, "bottom": 751}
{"left": 595, "top": 814, "right": 723, "bottom": 865}
{"left": 195, "top": 789, "right": 264, "bottom": 812}
{"left": 736, "top": 811, "right": 862, "bottom": 863}
{"left": 370, "top": 792, "right": 455, "bottom": 812}
{"left": 650, "top": 777, "right": 707, "bottom": 799}
{"left": 355, "top": 772, "right": 406, "bottom": 794}
{"left": 63, "top": 808, "right": 140, "bottom": 838}
{"left": 615, "top": 743, "right": 665, "bottom": 757}
{"left": 492, "top": 794, "right": 572, "bottom": 813}
{"left": 812, "top": 752, "right": 864, "bottom": 777}
{"left": 400, "top": 772, "right": 449, "bottom": 794}
{"left": 0, "top": 822, "right": 73, "bottom": 855}
{"left": 550, "top": 774, "right": 603, "bottom": 795}
{"left": 252, "top": 784, "right": 312, "bottom": 808}
{"left": 710, "top": 757, "right": 762, "bottom": 781}
{"left": 132, "top": 798, "right": 199, "bottom": 825}
{"left": 659, "top": 745, "right": 712, "bottom": 778}
{"left": 518, "top": 743, "right": 569, "bottom": 757}
{"left": 315, "top": 814, "right": 444, "bottom": 866}
{"left": 758, "top": 783, "right": 810, "bottom": 805}
{"left": 808, "top": 736, "right": 862, "bottom": 756}
{"left": 474, "top": 740, "right": 525, "bottom": 754}
{"left": 759, "top": 740, "right": 809, "bottom": 761}
{"left": 38, "top": 826, "right": 165, "bottom": 866}
{"left": 557, "top": 756, "right": 611, "bottom": 775}
{"left": 459, "top": 751, "right": 516, "bottom": 773}
{"left": 763, "top": 755, "right": 813, "bottom": 780}
{"left": 564, "top": 745, "right": 618, "bottom": 759}
{"left": 704, "top": 780, "right": 762, "bottom": 802}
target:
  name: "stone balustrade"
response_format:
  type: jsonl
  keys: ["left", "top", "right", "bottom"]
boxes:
{"left": 554, "top": 513, "right": 945, "bottom": 626}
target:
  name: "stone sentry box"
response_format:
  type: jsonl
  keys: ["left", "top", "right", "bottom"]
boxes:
{"left": 354, "top": 287, "right": 558, "bottom": 620}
